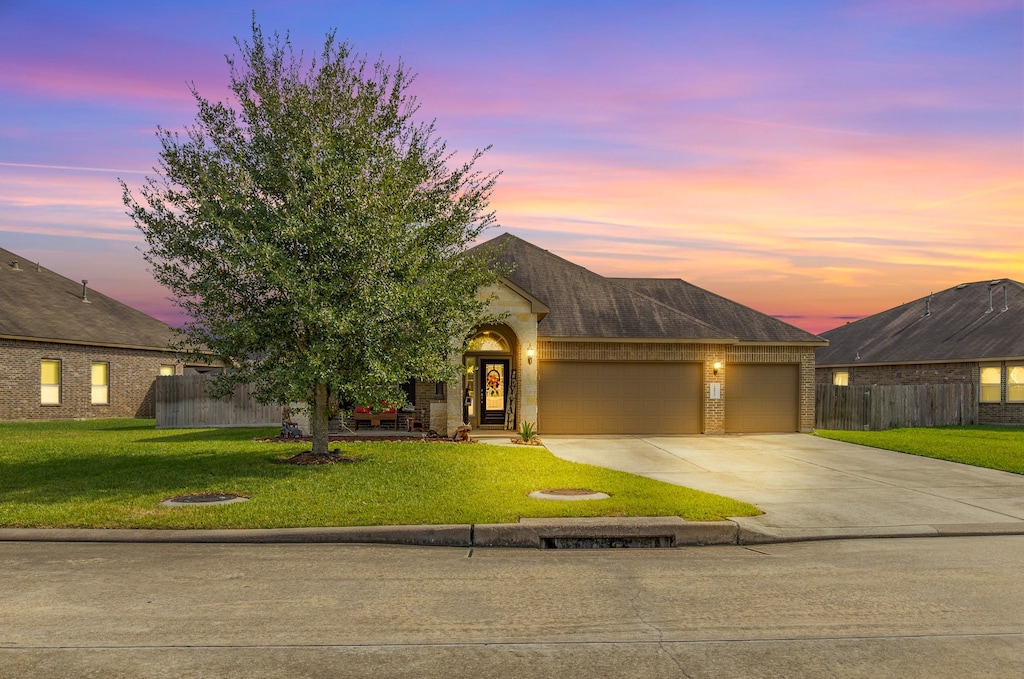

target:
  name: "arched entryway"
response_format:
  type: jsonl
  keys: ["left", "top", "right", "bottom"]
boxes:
{"left": 463, "top": 326, "right": 518, "bottom": 429}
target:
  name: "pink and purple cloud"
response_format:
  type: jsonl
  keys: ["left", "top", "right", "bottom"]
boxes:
{"left": 1, "top": 0, "right": 1020, "bottom": 333}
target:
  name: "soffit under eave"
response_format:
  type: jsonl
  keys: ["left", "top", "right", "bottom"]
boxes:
{"left": 736, "top": 340, "right": 830, "bottom": 347}
{"left": 537, "top": 335, "right": 740, "bottom": 345}
{"left": 817, "top": 355, "right": 1024, "bottom": 369}
{"left": 0, "top": 333, "right": 176, "bottom": 353}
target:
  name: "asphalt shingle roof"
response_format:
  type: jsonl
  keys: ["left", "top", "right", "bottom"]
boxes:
{"left": 614, "top": 278, "right": 823, "bottom": 343}
{"left": 471, "top": 234, "right": 823, "bottom": 344}
{"left": 816, "top": 279, "right": 1024, "bottom": 366}
{"left": 0, "top": 247, "right": 177, "bottom": 350}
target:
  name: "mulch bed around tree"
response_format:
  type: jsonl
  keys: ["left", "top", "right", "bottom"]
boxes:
{"left": 256, "top": 434, "right": 477, "bottom": 445}
{"left": 263, "top": 433, "right": 478, "bottom": 465}
{"left": 273, "top": 450, "right": 364, "bottom": 465}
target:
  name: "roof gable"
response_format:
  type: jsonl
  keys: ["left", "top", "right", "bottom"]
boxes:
{"left": 816, "top": 280, "right": 1024, "bottom": 365}
{"left": 0, "top": 247, "right": 177, "bottom": 350}
{"left": 492, "top": 277, "right": 550, "bottom": 319}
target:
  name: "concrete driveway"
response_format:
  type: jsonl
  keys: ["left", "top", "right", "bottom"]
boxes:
{"left": 541, "top": 434, "right": 1024, "bottom": 543}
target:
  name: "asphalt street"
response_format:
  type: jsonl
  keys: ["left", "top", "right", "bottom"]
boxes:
{"left": 2, "top": 536, "right": 1022, "bottom": 678}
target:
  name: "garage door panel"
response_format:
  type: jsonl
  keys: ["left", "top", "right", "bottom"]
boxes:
{"left": 539, "top": 361, "right": 701, "bottom": 435}
{"left": 726, "top": 364, "right": 798, "bottom": 433}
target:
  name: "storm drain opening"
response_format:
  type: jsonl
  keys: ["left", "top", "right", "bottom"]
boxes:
{"left": 540, "top": 535, "right": 675, "bottom": 549}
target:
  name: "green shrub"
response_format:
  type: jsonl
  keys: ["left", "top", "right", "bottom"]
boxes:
{"left": 519, "top": 420, "right": 537, "bottom": 442}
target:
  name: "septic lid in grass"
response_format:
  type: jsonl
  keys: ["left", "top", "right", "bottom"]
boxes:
{"left": 160, "top": 493, "right": 248, "bottom": 507}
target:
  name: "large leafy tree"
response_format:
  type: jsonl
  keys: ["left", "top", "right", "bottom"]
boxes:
{"left": 123, "top": 21, "right": 502, "bottom": 456}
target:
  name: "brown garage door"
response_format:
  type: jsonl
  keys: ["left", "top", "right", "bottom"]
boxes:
{"left": 725, "top": 364, "right": 798, "bottom": 433}
{"left": 538, "top": 361, "right": 702, "bottom": 434}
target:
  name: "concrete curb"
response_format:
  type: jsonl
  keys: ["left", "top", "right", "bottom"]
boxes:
{"left": 1, "top": 519, "right": 1021, "bottom": 548}
{"left": 0, "top": 519, "right": 735, "bottom": 548}
{"left": 0, "top": 525, "right": 473, "bottom": 547}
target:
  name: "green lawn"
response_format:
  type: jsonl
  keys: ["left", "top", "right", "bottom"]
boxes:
{"left": 815, "top": 425, "right": 1024, "bottom": 474}
{"left": 0, "top": 419, "right": 759, "bottom": 529}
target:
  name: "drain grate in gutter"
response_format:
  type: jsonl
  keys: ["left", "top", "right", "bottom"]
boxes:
{"left": 540, "top": 535, "right": 675, "bottom": 549}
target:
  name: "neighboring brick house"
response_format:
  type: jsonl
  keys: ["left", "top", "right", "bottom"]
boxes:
{"left": 0, "top": 247, "right": 181, "bottom": 420}
{"left": 815, "top": 279, "right": 1024, "bottom": 425}
{"left": 411, "top": 234, "right": 827, "bottom": 435}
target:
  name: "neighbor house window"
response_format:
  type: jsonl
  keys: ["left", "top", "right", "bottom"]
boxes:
{"left": 41, "top": 360, "right": 61, "bottom": 405}
{"left": 833, "top": 371, "right": 849, "bottom": 386}
{"left": 159, "top": 365, "right": 176, "bottom": 376}
{"left": 1008, "top": 364, "right": 1024, "bottom": 402}
{"left": 91, "top": 362, "right": 109, "bottom": 405}
{"left": 980, "top": 365, "right": 1002, "bottom": 403}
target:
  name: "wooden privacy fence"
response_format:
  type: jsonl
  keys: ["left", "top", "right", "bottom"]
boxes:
{"left": 155, "top": 375, "right": 281, "bottom": 429}
{"left": 815, "top": 383, "right": 978, "bottom": 431}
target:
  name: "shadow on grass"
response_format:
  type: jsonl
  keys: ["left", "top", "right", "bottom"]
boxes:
{"left": 0, "top": 446, "right": 317, "bottom": 505}
{"left": 935, "top": 425, "right": 1024, "bottom": 433}
{"left": 143, "top": 428, "right": 278, "bottom": 443}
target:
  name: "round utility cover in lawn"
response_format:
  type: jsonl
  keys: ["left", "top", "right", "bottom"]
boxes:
{"left": 161, "top": 493, "right": 248, "bottom": 507}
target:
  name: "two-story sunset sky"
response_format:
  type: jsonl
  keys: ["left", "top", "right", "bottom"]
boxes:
{"left": 1, "top": 0, "right": 1021, "bottom": 333}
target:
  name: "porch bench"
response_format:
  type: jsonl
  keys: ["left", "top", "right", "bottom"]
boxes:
{"left": 353, "top": 408, "right": 398, "bottom": 430}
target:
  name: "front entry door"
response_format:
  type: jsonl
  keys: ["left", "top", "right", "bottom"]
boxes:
{"left": 479, "top": 359, "right": 510, "bottom": 426}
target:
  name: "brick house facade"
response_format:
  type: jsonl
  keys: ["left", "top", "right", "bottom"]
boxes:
{"left": 1, "top": 248, "right": 180, "bottom": 422}
{"left": 415, "top": 234, "right": 826, "bottom": 435}
{"left": 1, "top": 338, "right": 178, "bottom": 420}
{"left": 816, "top": 279, "right": 1024, "bottom": 425}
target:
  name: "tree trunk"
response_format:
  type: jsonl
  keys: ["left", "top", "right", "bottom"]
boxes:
{"left": 310, "top": 381, "right": 330, "bottom": 456}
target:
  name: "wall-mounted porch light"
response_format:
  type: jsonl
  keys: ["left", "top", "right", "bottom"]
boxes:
{"left": 713, "top": 361, "right": 722, "bottom": 375}
{"left": 526, "top": 345, "right": 535, "bottom": 364}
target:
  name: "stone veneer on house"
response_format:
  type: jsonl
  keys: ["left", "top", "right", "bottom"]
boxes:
{"left": 445, "top": 282, "right": 540, "bottom": 435}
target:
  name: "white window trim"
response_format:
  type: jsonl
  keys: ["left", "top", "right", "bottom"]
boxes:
{"left": 91, "top": 362, "right": 110, "bottom": 405}
{"left": 41, "top": 359, "right": 61, "bottom": 405}
{"left": 1007, "top": 363, "right": 1024, "bottom": 403}
{"left": 980, "top": 364, "right": 1002, "bottom": 403}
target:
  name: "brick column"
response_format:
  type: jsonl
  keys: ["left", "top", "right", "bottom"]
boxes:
{"left": 703, "top": 346, "right": 727, "bottom": 433}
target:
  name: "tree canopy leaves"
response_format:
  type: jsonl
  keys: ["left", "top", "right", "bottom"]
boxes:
{"left": 123, "top": 19, "right": 502, "bottom": 454}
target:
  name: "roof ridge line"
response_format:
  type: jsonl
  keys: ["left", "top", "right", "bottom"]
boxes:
{"left": 605, "top": 279, "right": 738, "bottom": 339}
{"left": 826, "top": 278, "right": 1024, "bottom": 333}
{"left": 613, "top": 275, "right": 813, "bottom": 331}
{"left": 0, "top": 245, "right": 121, "bottom": 305}
{"left": 504, "top": 237, "right": 739, "bottom": 339}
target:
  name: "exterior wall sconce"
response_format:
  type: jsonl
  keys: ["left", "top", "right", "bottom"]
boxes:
{"left": 713, "top": 361, "right": 722, "bottom": 375}
{"left": 527, "top": 345, "right": 535, "bottom": 364}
